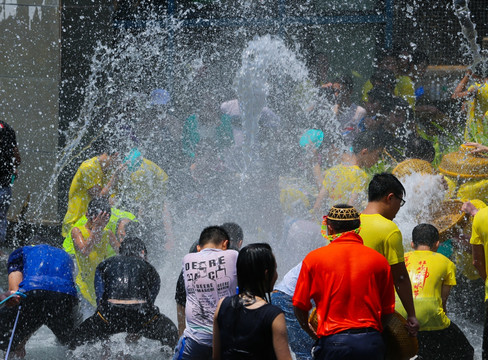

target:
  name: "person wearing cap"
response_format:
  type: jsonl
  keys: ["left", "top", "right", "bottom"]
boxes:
{"left": 360, "top": 173, "right": 419, "bottom": 336}
{"left": 61, "top": 142, "right": 126, "bottom": 238}
{"left": 312, "top": 129, "right": 386, "bottom": 215}
{"left": 293, "top": 204, "right": 395, "bottom": 360}
{"left": 396, "top": 223, "right": 474, "bottom": 360}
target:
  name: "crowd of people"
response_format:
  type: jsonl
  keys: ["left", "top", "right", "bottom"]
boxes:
{"left": 1, "top": 43, "right": 488, "bottom": 360}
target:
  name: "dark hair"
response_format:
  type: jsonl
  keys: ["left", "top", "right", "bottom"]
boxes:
{"left": 327, "top": 204, "right": 361, "bottom": 233}
{"left": 405, "top": 136, "right": 436, "bottom": 163}
{"left": 86, "top": 198, "right": 111, "bottom": 220}
{"left": 221, "top": 222, "right": 244, "bottom": 251}
{"left": 198, "top": 226, "right": 229, "bottom": 247}
{"left": 237, "top": 243, "right": 276, "bottom": 303}
{"left": 338, "top": 75, "right": 354, "bottom": 93}
{"left": 120, "top": 236, "right": 147, "bottom": 258}
{"left": 370, "top": 69, "right": 396, "bottom": 89}
{"left": 123, "top": 221, "right": 145, "bottom": 239}
{"left": 412, "top": 50, "right": 429, "bottom": 66}
{"left": 412, "top": 224, "right": 439, "bottom": 248}
{"left": 368, "top": 173, "right": 405, "bottom": 202}
{"left": 352, "top": 129, "right": 386, "bottom": 154}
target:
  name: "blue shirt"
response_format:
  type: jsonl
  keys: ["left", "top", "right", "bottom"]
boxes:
{"left": 8, "top": 245, "right": 77, "bottom": 297}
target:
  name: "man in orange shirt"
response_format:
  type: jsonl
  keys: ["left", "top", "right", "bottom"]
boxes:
{"left": 293, "top": 204, "right": 395, "bottom": 360}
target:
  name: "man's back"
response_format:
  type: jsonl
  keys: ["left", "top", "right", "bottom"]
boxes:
{"left": 182, "top": 248, "right": 238, "bottom": 346}
{"left": 397, "top": 250, "right": 456, "bottom": 331}
{"left": 95, "top": 255, "right": 160, "bottom": 304}
{"left": 293, "top": 233, "right": 395, "bottom": 337}
{"left": 359, "top": 213, "right": 404, "bottom": 265}
{"left": 8, "top": 244, "right": 77, "bottom": 297}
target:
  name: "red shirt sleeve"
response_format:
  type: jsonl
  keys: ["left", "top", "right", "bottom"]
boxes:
{"left": 292, "top": 258, "right": 313, "bottom": 311}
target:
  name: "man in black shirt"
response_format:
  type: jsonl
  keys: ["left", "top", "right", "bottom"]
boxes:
{"left": 0, "top": 120, "right": 21, "bottom": 244}
{"left": 70, "top": 237, "right": 178, "bottom": 351}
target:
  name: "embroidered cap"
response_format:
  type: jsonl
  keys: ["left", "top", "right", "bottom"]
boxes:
{"left": 326, "top": 205, "right": 360, "bottom": 221}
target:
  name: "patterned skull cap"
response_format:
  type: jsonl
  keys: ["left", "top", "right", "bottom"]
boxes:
{"left": 326, "top": 205, "right": 360, "bottom": 221}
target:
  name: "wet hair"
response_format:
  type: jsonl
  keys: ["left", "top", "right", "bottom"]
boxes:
{"left": 198, "top": 226, "right": 229, "bottom": 247}
{"left": 123, "top": 221, "right": 145, "bottom": 239}
{"left": 327, "top": 204, "right": 361, "bottom": 233}
{"left": 119, "top": 236, "right": 147, "bottom": 258}
{"left": 86, "top": 198, "right": 111, "bottom": 220}
{"left": 412, "top": 223, "right": 439, "bottom": 248}
{"left": 368, "top": 173, "right": 405, "bottom": 202}
{"left": 221, "top": 222, "right": 244, "bottom": 251}
{"left": 405, "top": 136, "right": 436, "bottom": 163}
{"left": 352, "top": 129, "right": 386, "bottom": 155}
{"left": 367, "top": 86, "right": 394, "bottom": 106}
{"left": 236, "top": 243, "right": 276, "bottom": 303}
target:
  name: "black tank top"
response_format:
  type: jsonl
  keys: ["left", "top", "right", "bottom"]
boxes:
{"left": 217, "top": 294, "right": 283, "bottom": 360}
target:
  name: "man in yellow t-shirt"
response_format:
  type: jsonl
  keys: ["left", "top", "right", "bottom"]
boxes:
{"left": 360, "top": 173, "right": 419, "bottom": 336}
{"left": 62, "top": 151, "right": 124, "bottom": 237}
{"left": 312, "top": 129, "right": 385, "bottom": 214}
{"left": 72, "top": 198, "right": 120, "bottom": 307}
{"left": 396, "top": 224, "right": 473, "bottom": 359}
{"left": 466, "top": 205, "right": 488, "bottom": 359}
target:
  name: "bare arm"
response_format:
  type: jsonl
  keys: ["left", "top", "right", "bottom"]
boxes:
{"left": 177, "top": 304, "right": 186, "bottom": 337}
{"left": 472, "top": 244, "right": 486, "bottom": 281}
{"left": 293, "top": 306, "right": 318, "bottom": 340}
{"left": 391, "top": 262, "right": 419, "bottom": 336}
{"left": 72, "top": 212, "right": 110, "bottom": 256}
{"left": 452, "top": 73, "right": 476, "bottom": 99}
{"left": 108, "top": 230, "right": 120, "bottom": 254}
{"left": 8, "top": 271, "right": 23, "bottom": 292}
{"left": 441, "top": 284, "right": 452, "bottom": 314}
{"left": 212, "top": 298, "right": 224, "bottom": 360}
{"left": 272, "top": 313, "right": 292, "bottom": 360}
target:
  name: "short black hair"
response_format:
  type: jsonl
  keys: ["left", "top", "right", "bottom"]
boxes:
{"left": 370, "top": 69, "right": 396, "bottom": 89}
{"left": 412, "top": 224, "right": 439, "bottom": 248}
{"left": 198, "top": 226, "right": 229, "bottom": 247}
{"left": 338, "top": 75, "right": 354, "bottom": 93}
{"left": 221, "top": 222, "right": 244, "bottom": 251}
{"left": 412, "top": 50, "right": 429, "bottom": 66}
{"left": 86, "top": 198, "right": 111, "bottom": 220}
{"left": 368, "top": 173, "right": 405, "bottom": 202}
{"left": 120, "top": 236, "right": 147, "bottom": 258}
{"left": 327, "top": 204, "right": 361, "bottom": 233}
{"left": 124, "top": 221, "right": 145, "bottom": 239}
{"left": 352, "top": 129, "right": 386, "bottom": 155}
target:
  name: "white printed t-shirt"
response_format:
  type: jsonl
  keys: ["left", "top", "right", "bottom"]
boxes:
{"left": 182, "top": 248, "right": 238, "bottom": 346}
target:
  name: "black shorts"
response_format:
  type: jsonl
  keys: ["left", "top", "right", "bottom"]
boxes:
{"left": 0, "top": 290, "right": 80, "bottom": 351}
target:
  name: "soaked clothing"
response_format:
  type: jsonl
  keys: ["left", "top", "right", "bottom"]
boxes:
{"left": 464, "top": 81, "right": 488, "bottom": 141}
{"left": 293, "top": 232, "right": 395, "bottom": 337}
{"left": 63, "top": 208, "right": 136, "bottom": 256}
{"left": 395, "top": 75, "right": 416, "bottom": 110}
{"left": 8, "top": 245, "right": 77, "bottom": 297}
{"left": 74, "top": 225, "right": 115, "bottom": 306}
{"left": 94, "top": 255, "right": 159, "bottom": 304}
{"left": 321, "top": 164, "right": 369, "bottom": 211}
{"left": 62, "top": 157, "right": 110, "bottom": 237}
{"left": 0, "top": 245, "right": 80, "bottom": 351}
{"left": 470, "top": 206, "right": 488, "bottom": 301}
{"left": 182, "top": 248, "right": 238, "bottom": 347}
{"left": 359, "top": 213, "right": 404, "bottom": 266}
{"left": 216, "top": 295, "right": 283, "bottom": 360}
{"left": 71, "top": 254, "right": 178, "bottom": 348}
{"left": 0, "top": 290, "right": 80, "bottom": 351}
{"left": 396, "top": 250, "right": 456, "bottom": 331}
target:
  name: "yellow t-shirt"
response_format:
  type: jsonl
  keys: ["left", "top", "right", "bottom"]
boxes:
{"left": 74, "top": 225, "right": 114, "bottom": 306}
{"left": 395, "top": 75, "right": 415, "bottom": 110}
{"left": 470, "top": 206, "right": 488, "bottom": 300}
{"left": 322, "top": 164, "right": 369, "bottom": 211}
{"left": 464, "top": 82, "right": 488, "bottom": 141}
{"left": 122, "top": 158, "right": 168, "bottom": 210}
{"left": 395, "top": 250, "right": 456, "bottom": 331}
{"left": 62, "top": 157, "right": 109, "bottom": 237}
{"left": 362, "top": 79, "right": 373, "bottom": 103}
{"left": 359, "top": 213, "right": 404, "bottom": 265}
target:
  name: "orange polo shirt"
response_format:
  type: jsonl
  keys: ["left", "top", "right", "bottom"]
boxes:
{"left": 293, "top": 232, "right": 395, "bottom": 337}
